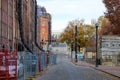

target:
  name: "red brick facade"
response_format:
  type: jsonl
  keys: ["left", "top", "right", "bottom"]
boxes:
{"left": 0, "top": 0, "right": 36, "bottom": 51}
{"left": 0, "top": 0, "right": 14, "bottom": 49}
{"left": 39, "top": 16, "right": 49, "bottom": 42}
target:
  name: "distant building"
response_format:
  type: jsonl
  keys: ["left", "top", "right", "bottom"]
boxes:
{"left": 52, "top": 31, "right": 61, "bottom": 42}
{"left": 100, "top": 36, "right": 120, "bottom": 66}
{"left": 40, "top": 16, "right": 48, "bottom": 42}
{"left": 47, "top": 13, "right": 52, "bottom": 45}
{"left": 37, "top": 6, "right": 46, "bottom": 16}
{"left": 37, "top": 6, "right": 52, "bottom": 48}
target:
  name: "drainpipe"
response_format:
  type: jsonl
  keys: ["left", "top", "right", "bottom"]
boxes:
{"left": 34, "top": 1, "right": 44, "bottom": 52}
{"left": 17, "top": 0, "right": 33, "bottom": 53}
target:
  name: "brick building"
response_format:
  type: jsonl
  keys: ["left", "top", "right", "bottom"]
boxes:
{"left": 0, "top": 0, "right": 14, "bottom": 49}
{"left": 47, "top": 13, "right": 52, "bottom": 45}
{"left": 16, "top": 0, "right": 36, "bottom": 51}
{"left": 39, "top": 16, "right": 49, "bottom": 42}
{"left": 26, "top": 0, "right": 36, "bottom": 51}
{"left": 0, "top": 0, "right": 37, "bottom": 52}
{"left": 37, "top": 13, "right": 40, "bottom": 45}
{"left": 37, "top": 6, "right": 52, "bottom": 49}
{"left": 14, "top": 0, "right": 20, "bottom": 50}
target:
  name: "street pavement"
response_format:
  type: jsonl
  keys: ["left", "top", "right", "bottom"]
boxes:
{"left": 36, "top": 53, "right": 119, "bottom": 80}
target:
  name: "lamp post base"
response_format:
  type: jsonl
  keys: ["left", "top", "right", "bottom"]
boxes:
{"left": 75, "top": 59, "right": 78, "bottom": 62}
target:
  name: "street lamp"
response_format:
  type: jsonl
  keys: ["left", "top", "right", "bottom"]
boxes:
{"left": 74, "top": 20, "right": 80, "bottom": 62}
{"left": 95, "top": 23, "right": 99, "bottom": 67}
{"left": 71, "top": 41, "right": 73, "bottom": 59}
{"left": 75, "top": 25, "right": 78, "bottom": 62}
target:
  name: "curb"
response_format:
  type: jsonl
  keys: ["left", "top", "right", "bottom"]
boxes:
{"left": 25, "top": 67, "right": 48, "bottom": 80}
{"left": 74, "top": 62, "right": 120, "bottom": 79}
{"left": 91, "top": 67, "right": 120, "bottom": 79}
{"left": 25, "top": 73, "right": 41, "bottom": 80}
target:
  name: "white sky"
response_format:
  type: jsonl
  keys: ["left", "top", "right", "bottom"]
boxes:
{"left": 37, "top": 0, "right": 106, "bottom": 32}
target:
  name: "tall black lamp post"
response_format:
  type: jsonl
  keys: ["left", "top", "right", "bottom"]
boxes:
{"left": 71, "top": 41, "right": 73, "bottom": 59}
{"left": 74, "top": 20, "right": 80, "bottom": 63}
{"left": 95, "top": 23, "right": 99, "bottom": 67}
{"left": 75, "top": 25, "right": 78, "bottom": 62}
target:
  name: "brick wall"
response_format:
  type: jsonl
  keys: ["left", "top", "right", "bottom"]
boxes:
{"left": 1, "top": 0, "right": 13, "bottom": 48}
{"left": 1, "top": 0, "right": 8, "bottom": 44}
{"left": 39, "top": 16, "right": 49, "bottom": 42}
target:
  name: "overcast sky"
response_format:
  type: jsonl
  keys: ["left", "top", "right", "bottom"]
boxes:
{"left": 37, "top": 0, "right": 106, "bottom": 32}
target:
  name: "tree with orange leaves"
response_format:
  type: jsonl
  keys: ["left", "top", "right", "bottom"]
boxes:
{"left": 103, "top": 0, "right": 120, "bottom": 35}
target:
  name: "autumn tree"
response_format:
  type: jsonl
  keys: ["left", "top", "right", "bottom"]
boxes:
{"left": 84, "top": 24, "right": 95, "bottom": 46}
{"left": 98, "top": 16, "right": 111, "bottom": 35}
{"left": 60, "top": 20, "right": 84, "bottom": 51}
{"left": 103, "top": 0, "right": 120, "bottom": 35}
{"left": 98, "top": 15, "right": 118, "bottom": 35}
{"left": 60, "top": 21, "right": 76, "bottom": 46}
{"left": 60, "top": 25, "right": 74, "bottom": 45}
{"left": 60, "top": 19, "right": 95, "bottom": 51}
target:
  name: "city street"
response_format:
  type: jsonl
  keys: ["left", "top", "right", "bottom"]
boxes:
{"left": 0, "top": 0, "right": 120, "bottom": 80}
{"left": 36, "top": 53, "right": 119, "bottom": 80}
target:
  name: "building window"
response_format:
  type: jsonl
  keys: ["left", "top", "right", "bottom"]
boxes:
{"left": 9, "top": 27, "right": 13, "bottom": 40}
{"left": 0, "top": 0, "right": 1, "bottom": 9}
{"left": 0, "top": 10, "right": 1, "bottom": 36}
{"left": 8, "top": 4, "right": 13, "bottom": 17}
{"left": 2, "top": 11, "right": 7, "bottom": 24}
{"left": 42, "top": 35, "right": 44, "bottom": 41}
{"left": 42, "top": 28, "right": 44, "bottom": 33}
{"left": 2, "top": 23, "right": 7, "bottom": 38}
{"left": 41, "top": 21, "right": 45, "bottom": 26}
{"left": 8, "top": 16, "right": 13, "bottom": 27}
{"left": 2, "top": 0, "right": 8, "bottom": 13}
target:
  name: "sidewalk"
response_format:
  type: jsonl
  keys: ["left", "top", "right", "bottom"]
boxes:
{"left": 75, "top": 60, "right": 120, "bottom": 78}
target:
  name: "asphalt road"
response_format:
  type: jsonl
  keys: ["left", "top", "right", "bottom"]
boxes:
{"left": 36, "top": 54, "right": 119, "bottom": 80}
